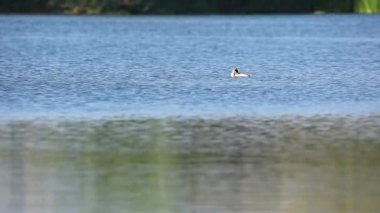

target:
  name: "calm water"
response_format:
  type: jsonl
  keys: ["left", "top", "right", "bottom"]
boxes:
{"left": 1, "top": 15, "right": 380, "bottom": 213}
{"left": 0, "top": 15, "right": 380, "bottom": 117}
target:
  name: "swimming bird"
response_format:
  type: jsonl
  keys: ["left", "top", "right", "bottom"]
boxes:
{"left": 230, "top": 67, "right": 250, "bottom": 77}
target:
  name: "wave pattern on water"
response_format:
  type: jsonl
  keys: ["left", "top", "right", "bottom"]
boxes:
{"left": 2, "top": 115, "right": 380, "bottom": 162}
{"left": 1, "top": 116, "right": 380, "bottom": 212}
{"left": 1, "top": 15, "right": 380, "bottom": 117}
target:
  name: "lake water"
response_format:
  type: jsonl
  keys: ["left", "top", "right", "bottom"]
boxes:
{"left": 1, "top": 15, "right": 380, "bottom": 117}
{"left": 1, "top": 15, "right": 380, "bottom": 213}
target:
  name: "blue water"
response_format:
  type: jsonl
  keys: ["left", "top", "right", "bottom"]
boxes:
{"left": 1, "top": 15, "right": 380, "bottom": 118}
{"left": 1, "top": 15, "right": 380, "bottom": 213}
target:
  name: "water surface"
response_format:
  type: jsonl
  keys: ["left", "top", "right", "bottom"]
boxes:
{"left": 0, "top": 15, "right": 379, "bottom": 117}
{"left": 1, "top": 15, "right": 380, "bottom": 213}
{"left": 1, "top": 116, "right": 380, "bottom": 212}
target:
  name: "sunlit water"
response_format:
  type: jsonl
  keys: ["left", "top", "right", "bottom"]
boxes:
{"left": 1, "top": 15, "right": 380, "bottom": 213}
{"left": 1, "top": 15, "right": 380, "bottom": 117}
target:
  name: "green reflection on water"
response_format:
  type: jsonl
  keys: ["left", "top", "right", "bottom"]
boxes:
{"left": 1, "top": 116, "right": 380, "bottom": 212}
